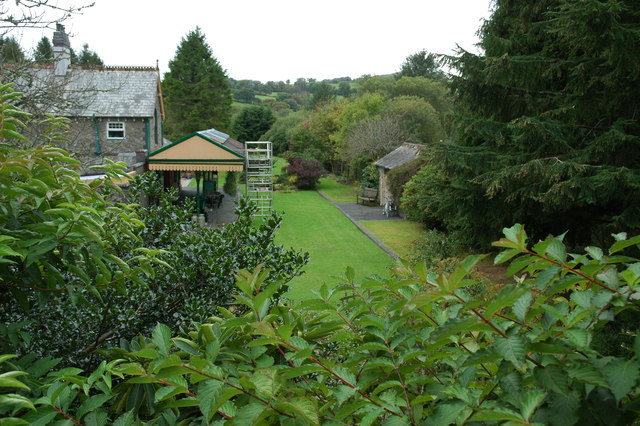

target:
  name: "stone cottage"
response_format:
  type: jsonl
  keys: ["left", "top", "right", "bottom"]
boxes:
{"left": 375, "top": 143, "right": 425, "bottom": 206}
{"left": 19, "top": 24, "right": 166, "bottom": 174}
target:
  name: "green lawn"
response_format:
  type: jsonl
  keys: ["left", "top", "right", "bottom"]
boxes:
{"left": 316, "top": 176, "right": 358, "bottom": 203}
{"left": 274, "top": 190, "right": 394, "bottom": 300}
{"left": 360, "top": 220, "right": 427, "bottom": 259}
{"left": 273, "top": 156, "right": 287, "bottom": 175}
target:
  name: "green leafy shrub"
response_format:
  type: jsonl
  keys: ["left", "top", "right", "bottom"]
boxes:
{"left": 0, "top": 83, "right": 308, "bottom": 368}
{"left": 4, "top": 226, "right": 640, "bottom": 424}
{"left": 0, "top": 85, "right": 165, "bottom": 367}
{"left": 408, "top": 228, "right": 463, "bottom": 268}
{"left": 1, "top": 174, "right": 309, "bottom": 367}
{"left": 387, "top": 157, "right": 424, "bottom": 205}
{"left": 223, "top": 170, "right": 238, "bottom": 195}
{"left": 359, "top": 162, "right": 378, "bottom": 189}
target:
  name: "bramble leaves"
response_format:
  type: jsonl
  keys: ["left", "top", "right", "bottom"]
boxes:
{"left": 2, "top": 227, "right": 640, "bottom": 423}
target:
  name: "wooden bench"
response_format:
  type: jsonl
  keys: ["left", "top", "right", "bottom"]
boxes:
{"left": 357, "top": 187, "right": 378, "bottom": 205}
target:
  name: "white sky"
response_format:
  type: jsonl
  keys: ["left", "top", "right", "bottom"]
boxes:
{"left": 14, "top": 0, "right": 493, "bottom": 83}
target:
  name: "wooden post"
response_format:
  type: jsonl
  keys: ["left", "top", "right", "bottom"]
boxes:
{"left": 195, "top": 171, "right": 202, "bottom": 214}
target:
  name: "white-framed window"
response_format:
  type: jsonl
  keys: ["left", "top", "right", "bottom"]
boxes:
{"left": 107, "top": 121, "right": 125, "bottom": 139}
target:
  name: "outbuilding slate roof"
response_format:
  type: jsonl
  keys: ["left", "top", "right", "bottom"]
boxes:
{"left": 32, "top": 66, "right": 160, "bottom": 118}
{"left": 375, "top": 143, "right": 425, "bottom": 170}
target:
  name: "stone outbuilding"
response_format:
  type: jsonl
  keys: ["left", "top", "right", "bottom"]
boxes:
{"left": 375, "top": 143, "right": 425, "bottom": 206}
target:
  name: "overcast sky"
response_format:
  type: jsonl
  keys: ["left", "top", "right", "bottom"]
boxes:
{"left": 15, "top": 0, "right": 493, "bottom": 82}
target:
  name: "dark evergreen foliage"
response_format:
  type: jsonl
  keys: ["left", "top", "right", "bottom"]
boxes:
{"left": 0, "top": 36, "right": 25, "bottom": 63}
{"left": 231, "top": 105, "right": 275, "bottom": 142}
{"left": 162, "top": 27, "right": 232, "bottom": 138}
{"left": 396, "top": 49, "right": 447, "bottom": 82}
{"left": 33, "top": 36, "right": 53, "bottom": 63}
{"left": 77, "top": 43, "right": 103, "bottom": 66}
{"left": 412, "top": 0, "right": 640, "bottom": 247}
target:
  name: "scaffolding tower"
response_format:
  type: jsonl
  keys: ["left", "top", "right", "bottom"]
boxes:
{"left": 245, "top": 141, "right": 273, "bottom": 217}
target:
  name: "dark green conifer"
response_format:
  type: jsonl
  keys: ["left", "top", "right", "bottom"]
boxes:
{"left": 417, "top": 0, "right": 640, "bottom": 246}
{"left": 33, "top": 36, "right": 53, "bottom": 63}
{"left": 162, "top": 27, "right": 232, "bottom": 138}
{"left": 78, "top": 43, "right": 103, "bottom": 66}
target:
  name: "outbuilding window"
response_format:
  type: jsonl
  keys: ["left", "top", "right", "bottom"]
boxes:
{"left": 107, "top": 122, "right": 125, "bottom": 139}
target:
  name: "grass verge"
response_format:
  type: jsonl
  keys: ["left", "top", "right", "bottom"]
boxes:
{"left": 360, "top": 220, "right": 427, "bottom": 259}
{"left": 316, "top": 175, "right": 358, "bottom": 203}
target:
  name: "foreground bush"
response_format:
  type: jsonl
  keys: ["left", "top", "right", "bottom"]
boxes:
{"left": 2, "top": 226, "right": 639, "bottom": 424}
{"left": 1, "top": 171, "right": 309, "bottom": 368}
{"left": 0, "top": 86, "right": 309, "bottom": 368}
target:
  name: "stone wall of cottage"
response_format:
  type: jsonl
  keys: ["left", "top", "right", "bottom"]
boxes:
{"left": 62, "top": 115, "right": 164, "bottom": 174}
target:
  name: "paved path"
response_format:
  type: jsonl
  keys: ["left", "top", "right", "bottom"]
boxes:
{"left": 334, "top": 202, "right": 402, "bottom": 221}
{"left": 180, "top": 185, "right": 239, "bottom": 227}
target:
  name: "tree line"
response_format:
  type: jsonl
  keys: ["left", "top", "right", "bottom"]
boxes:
{"left": 0, "top": 34, "right": 103, "bottom": 65}
{"left": 4, "top": 0, "right": 639, "bottom": 251}
{"left": 187, "top": 0, "right": 639, "bottom": 250}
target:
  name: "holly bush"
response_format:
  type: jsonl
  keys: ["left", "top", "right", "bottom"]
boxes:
{"left": 0, "top": 86, "right": 308, "bottom": 369}
{"left": 2, "top": 225, "right": 640, "bottom": 424}
{"left": 1, "top": 174, "right": 309, "bottom": 368}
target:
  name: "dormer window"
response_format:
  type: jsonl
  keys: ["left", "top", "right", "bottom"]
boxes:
{"left": 107, "top": 122, "right": 125, "bottom": 139}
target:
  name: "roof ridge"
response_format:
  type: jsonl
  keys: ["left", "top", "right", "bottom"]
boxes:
{"left": 69, "top": 65, "right": 157, "bottom": 71}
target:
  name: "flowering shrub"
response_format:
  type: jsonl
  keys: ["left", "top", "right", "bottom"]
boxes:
{"left": 285, "top": 157, "right": 326, "bottom": 189}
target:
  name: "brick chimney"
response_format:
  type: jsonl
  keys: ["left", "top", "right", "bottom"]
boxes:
{"left": 52, "top": 23, "right": 70, "bottom": 76}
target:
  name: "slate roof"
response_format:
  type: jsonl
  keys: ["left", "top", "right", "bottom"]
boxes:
{"left": 31, "top": 66, "right": 159, "bottom": 118}
{"left": 375, "top": 143, "right": 425, "bottom": 170}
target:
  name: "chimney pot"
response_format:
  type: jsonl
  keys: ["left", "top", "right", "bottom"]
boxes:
{"left": 52, "top": 24, "right": 71, "bottom": 76}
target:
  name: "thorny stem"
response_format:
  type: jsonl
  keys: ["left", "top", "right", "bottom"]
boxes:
{"left": 524, "top": 248, "right": 640, "bottom": 308}
{"left": 52, "top": 404, "right": 81, "bottom": 426}
{"left": 276, "top": 337, "right": 404, "bottom": 418}
{"left": 385, "top": 339, "right": 416, "bottom": 425}
{"left": 142, "top": 374, "right": 232, "bottom": 420}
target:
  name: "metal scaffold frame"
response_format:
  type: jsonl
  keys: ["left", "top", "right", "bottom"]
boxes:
{"left": 244, "top": 141, "right": 273, "bottom": 217}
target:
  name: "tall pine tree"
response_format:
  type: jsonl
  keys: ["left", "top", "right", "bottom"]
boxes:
{"left": 162, "top": 27, "right": 232, "bottom": 138}
{"left": 416, "top": 0, "right": 640, "bottom": 246}
{"left": 34, "top": 36, "right": 53, "bottom": 63}
{"left": 77, "top": 43, "right": 103, "bottom": 66}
